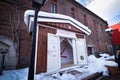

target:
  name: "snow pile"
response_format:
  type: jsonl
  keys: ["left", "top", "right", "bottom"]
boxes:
{"left": 99, "top": 53, "right": 115, "bottom": 60}
{"left": 75, "top": 54, "right": 117, "bottom": 76}
{"left": 36, "top": 71, "right": 91, "bottom": 80}
{"left": 87, "top": 55, "right": 109, "bottom": 75}
{"left": 35, "top": 72, "right": 80, "bottom": 80}
{"left": 0, "top": 68, "right": 28, "bottom": 80}
{"left": 104, "top": 61, "right": 118, "bottom": 66}
{"left": 88, "top": 55, "right": 108, "bottom": 74}
{"left": 99, "top": 55, "right": 115, "bottom": 61}
{"left": 0, "top": 54, "right": 118, "bottom": 80}
{"left": 88, "top": 54, "right": 118, "bottom": 75}
{"left": 99, "top": 53, "right": 110, "bottom": 58}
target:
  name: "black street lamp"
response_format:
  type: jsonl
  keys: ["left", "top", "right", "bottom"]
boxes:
{"left": 28, "top": 0, "right": 46, "bottom": 80}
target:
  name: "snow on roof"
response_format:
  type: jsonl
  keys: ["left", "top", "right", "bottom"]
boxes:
{"left": 105, "top": 28, "right": 112, "bottom": 32}
{"left": 24, "top": 10, "right": 91, "bottom": 35}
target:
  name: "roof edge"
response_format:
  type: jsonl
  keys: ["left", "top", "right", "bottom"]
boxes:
{"left": 24, "top": 10, "right": 91, "bottom": 35}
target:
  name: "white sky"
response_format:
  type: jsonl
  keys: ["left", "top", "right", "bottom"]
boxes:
{"left": 86, "top": 0, "right": 120, "bottom": 20}
{"left": 76, "top": 0, "right": 120, "bottom": 25}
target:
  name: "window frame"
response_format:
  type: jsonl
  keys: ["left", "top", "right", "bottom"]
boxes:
{"left": 50, "top": 3, "right": 57, "bottom": 13}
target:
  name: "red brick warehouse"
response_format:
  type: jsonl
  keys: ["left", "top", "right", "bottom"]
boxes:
{"left": 0, "top": 0, "right": 111, "bottom": 71}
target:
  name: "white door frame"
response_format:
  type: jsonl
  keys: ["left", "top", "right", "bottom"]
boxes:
{"left": 47, "top": 30, "right": 88, "bottom": 72}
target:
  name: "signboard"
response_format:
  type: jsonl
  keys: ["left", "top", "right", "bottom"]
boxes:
{"left": 56, "top": 29, "right": 76, "bottom": 38}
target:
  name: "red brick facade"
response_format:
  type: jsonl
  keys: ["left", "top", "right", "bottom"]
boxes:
{"left": 41, "top": 0, "right": 111, "bottom": 54}
{"left": 0, "top": 0, "right": 111, "bottom": 68}
{"left": 0, "top": 1, "right": 32, "bottom": 68}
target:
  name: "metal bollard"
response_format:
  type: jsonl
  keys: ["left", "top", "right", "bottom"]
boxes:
{"left": 0, "top": 55, "right": 5, "bottom": 75}
{"left": 0, "top": 49, "right": 8, "bottom": 75}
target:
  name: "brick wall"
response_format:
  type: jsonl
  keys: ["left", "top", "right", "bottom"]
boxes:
{"left": 0, "top": 1, "right": 32, "bottom": 68}
{"left": 0, "top": 0, "right": 111, "bottom": 68}
{"left": 42, "top": 0, "right": 111, "bottom": 53}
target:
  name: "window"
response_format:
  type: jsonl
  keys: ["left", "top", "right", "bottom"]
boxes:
{"left": 50, "top": 3, "right": 57, "bottom": 13}
{"left": 93, "top": 19, "right": 97, "bottom": 31}
{"left": 71, "top": 8, "right": 75, "bottom": 18}
{"left": 84, "top": 14, "right": 87, "bottom": 26}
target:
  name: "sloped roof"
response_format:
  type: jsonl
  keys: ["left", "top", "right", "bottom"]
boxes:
{"left": 105, "top": 23, "right": 120, "bottom": 31}
{"left": 24, "top": 10, "right": 91, "bottom": 35}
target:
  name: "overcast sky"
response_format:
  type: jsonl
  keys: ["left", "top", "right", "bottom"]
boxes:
{"left": 76, "top": 0, "right": 120, "bottom": 25}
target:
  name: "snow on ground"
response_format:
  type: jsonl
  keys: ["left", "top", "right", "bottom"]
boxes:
{"left": 99, "top": 53, "right": 115, "bottom": 60}
{"left": 0, "top": 54, "right": 118, "bottom": 80}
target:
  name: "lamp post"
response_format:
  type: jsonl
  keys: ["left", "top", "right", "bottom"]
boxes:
{"left": 28, "top": 0, "right": 46, "bottom": 80}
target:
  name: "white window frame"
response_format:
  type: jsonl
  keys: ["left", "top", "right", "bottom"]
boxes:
{"left": 50, "top": 3, "right": 57, "bottom": 13}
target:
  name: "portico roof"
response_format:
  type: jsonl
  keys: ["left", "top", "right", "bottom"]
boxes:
{"left": 24, "top": 10, "right": 91, "bottom": 35}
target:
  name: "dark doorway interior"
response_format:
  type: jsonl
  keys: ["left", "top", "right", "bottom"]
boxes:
{"left": 87, "top": 47, "right": 93, "bottom": 55}
{"left": 60, "top": 38, "right": 74, "bottom": 68}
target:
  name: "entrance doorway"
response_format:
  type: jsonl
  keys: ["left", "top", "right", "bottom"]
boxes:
{"left": 87, "top": 46, "right": 94, "bottom": 56}
{"left": 60, "top": 38, "right": 74, "bottom": 68}
{"left": 47, "top": 33, "right": 88, "bottom": 72}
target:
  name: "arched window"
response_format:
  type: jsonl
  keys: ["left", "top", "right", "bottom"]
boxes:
{"left": 50, "top": 0, "right": 57, "bottom": 13}
{"left": 71, "top": 7, "right": 75, "bottom": 18}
